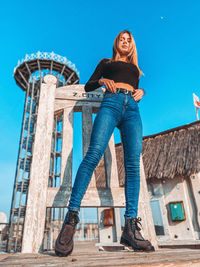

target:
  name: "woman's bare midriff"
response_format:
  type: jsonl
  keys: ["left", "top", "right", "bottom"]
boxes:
{"left": 115, "top": 82, "right": 136, "bottom": 92}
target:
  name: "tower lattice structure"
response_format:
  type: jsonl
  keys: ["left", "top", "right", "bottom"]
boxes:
{"left": 7, "top": 52, "right": 79, "bottom": 252}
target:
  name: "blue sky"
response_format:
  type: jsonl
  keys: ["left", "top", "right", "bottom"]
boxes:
{"left": 0, "top": 0, "right": 200, "bottom": 219}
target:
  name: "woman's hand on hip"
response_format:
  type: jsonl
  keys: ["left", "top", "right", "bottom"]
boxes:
{"left": 98, "top": 78, "right": 117, "bottom": 93}
{"left": 132, "top": 88, "right": 145, "bottom": 102}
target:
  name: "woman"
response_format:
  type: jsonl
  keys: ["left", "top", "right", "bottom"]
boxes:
{"left": 55, "top": 30, "right": 155, "bottom": 256}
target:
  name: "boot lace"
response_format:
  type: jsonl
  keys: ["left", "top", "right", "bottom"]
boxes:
{"left": 130, "top": 217, "right": 148, "bottom": 241}
{"left": 132, "top": 217, "right": 142, "bottom": 231}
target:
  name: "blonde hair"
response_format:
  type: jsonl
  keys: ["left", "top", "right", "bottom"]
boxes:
{"left": 110, "top": 30, "right": 144, "bottom": 77}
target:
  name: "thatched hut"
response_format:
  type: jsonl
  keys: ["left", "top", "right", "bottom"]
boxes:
{"left": 95, "top": 120, "right": 200, "bottom": 247}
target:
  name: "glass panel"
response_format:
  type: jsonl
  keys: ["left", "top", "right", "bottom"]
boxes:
{"left": 150, "top": 200, "right": 165, "bottom": 236}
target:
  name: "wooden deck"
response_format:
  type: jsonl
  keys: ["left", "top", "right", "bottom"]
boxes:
{"left": 1, "top": 241, "right": 200, "bottom": 266}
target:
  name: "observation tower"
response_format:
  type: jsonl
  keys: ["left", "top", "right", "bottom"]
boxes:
{"left": 7, "top": 52, "right": 79, "bottom": 252}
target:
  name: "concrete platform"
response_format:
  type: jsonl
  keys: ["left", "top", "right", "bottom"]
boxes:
{"left": 1, "top": 241, "right": 200, "bottom": 266}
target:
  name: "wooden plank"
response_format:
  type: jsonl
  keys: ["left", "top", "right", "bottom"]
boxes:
{"left": 64, "top": 188, "right": 125, "bottom": 207}
{"left": 139, "top": 156, "right": 158, "bottom": 250}
{"left": 82, "top": 105, "right": 96, "bottom": 188}
{"left": 79, "top": 187, "right": 125, "bottom": 207}
{"left": 54, "top": 100, "right": 101, "bottom": 112}
{"left": 55, "top": 84, "right": 105, "bottom": 102}
{"left": 60, "top": 107, "right": 74, "bottom": 185}
{"left": 21, "top": 77, "right": 56, "bottom": 253}
{"left": 104, "top": 134, "right": 119, "bottom": 188}
{"left": 1, "top": 245, "right": 200, "bottom": 266}
{"left": 52, "top": 107, "right": 74, "bottom": 207}
{"left": 114, "top": 208, "right": 121, "bottom": 242}
{"left": 46, "top": 188, "right": 125, "bottom": 207}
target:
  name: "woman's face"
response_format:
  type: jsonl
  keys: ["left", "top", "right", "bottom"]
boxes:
{"left": 118, "top": 32, "right": 131, "bottom": 56}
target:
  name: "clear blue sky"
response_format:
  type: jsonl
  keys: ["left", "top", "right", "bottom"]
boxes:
{"left": 0, "top": 0, "right": 200, "bottom": 219}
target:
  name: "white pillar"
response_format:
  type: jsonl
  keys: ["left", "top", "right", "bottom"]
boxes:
{"left": 22, "top": 75, "right": 56, "bottom": 253}
{"left": 139, "top": 156, "right": 158, "bottom": 249}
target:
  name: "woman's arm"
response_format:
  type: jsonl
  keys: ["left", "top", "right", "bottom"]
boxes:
{"left": 84, "top": 59, "right": 107, "bottom": 92}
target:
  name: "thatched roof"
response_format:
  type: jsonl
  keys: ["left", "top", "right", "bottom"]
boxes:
{"left": 142, "top": 120, "right": 200, "bottom": 179}
{"left": 95, "top": 159, "right": 107, "bottom": 188}
{"left": 95, "top": 120, "right": 200, "bottom": 186}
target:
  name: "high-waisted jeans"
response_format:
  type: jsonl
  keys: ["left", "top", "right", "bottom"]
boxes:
{"left": 68, "top": 89, "right": 143, "bottom": 219}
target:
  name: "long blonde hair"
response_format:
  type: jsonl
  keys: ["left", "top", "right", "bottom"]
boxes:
{"left": 110, "top": 30, "right": 144, "bottom": 77}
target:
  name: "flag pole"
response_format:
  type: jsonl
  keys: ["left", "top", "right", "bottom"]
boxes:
{"left": 193, "top": 93, "right": 200, "bottom": 121}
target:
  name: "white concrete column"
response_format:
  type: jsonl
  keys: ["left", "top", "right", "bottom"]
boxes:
{"left": 114, "top": 208, "right": 121, "bottom": 242}
{"left": 22, "top": 75, "right": 57, "bottom": 253}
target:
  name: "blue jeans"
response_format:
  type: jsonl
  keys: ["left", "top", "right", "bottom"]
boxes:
{"left": 68, "top": 89, "right": 143, "bottom": 219}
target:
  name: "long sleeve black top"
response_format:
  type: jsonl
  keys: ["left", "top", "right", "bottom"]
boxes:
{"left": 84, "top": 58, "right": 140, "bottom": 92}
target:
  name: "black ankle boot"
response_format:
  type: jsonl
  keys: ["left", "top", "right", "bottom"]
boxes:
{"left": 120, "top": 217, "right": 155, "bottom": 252}
{"left": 55, "top": 210, "right": 79, "bottom": 257}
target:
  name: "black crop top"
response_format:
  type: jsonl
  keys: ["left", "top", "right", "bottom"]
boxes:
{"left": 84, "top": 58, "right": 140, "bottom": 92}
